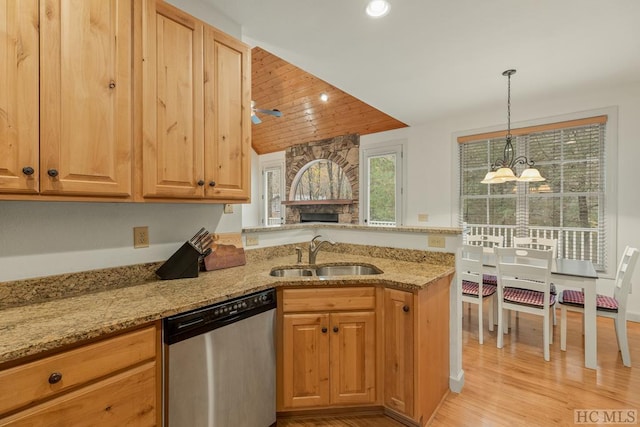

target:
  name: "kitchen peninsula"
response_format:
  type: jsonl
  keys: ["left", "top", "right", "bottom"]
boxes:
{"left": 0, "top": 225, "right": 461, "bottom": 426}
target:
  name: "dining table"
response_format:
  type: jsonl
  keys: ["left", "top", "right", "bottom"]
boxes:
{"left": 483, "top": 251, "right": 599, "bottom": 369}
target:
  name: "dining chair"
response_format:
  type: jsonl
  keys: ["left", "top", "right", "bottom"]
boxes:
{"left": 559, "top": 246, "right": 639, "bottom": 367}
{"left": 458, "top": 244, "right": 496, "bottom": 344}
{"left": 495, "top": 247, "right": 555, "bottom": 361}
{"left": 466, "top": 234, "right": 504, "bottom": 287}
{"left": 514, "top": 236, "right": 559, "bottom": 325}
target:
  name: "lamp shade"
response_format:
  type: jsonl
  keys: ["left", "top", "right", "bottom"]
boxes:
{"left": 517, "top": 168, "right": 546, "bottom": 182}
{"left": 493, "top": 167, "right": 517, "bottom": 182}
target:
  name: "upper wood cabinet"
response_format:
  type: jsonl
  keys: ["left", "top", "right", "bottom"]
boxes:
{"left": 204, "top": 28, "right": 251, "bottom": 201}
{"left": 0, "top": 0, "right": 39, "bottom": 194}
{"left": 0, "top": 0, "right": 133, "bottom": 198}
{"left": 40, "top": 0, "right": 132, "bottom": 197}
{"left": 141, "top": 0, "right": 250, "bottom": 202}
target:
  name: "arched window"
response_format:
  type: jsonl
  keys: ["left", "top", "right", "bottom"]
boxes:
{"left": 289, "top": 159, "right": 352, "bottom": 201}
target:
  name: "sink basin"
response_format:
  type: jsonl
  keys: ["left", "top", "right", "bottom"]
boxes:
{"left": 315, "top": 264, "right": 382, "bottom": 277}
{"left": 269, "top": 267, "right": 315, "bottom": 277}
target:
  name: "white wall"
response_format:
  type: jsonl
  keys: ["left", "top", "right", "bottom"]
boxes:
{"left": 0, "top": 202, "right": 241, "bottom": 282}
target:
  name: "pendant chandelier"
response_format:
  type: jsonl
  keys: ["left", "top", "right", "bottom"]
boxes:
{"left": 481, "top": 69, "right": 545, "bottom": 184}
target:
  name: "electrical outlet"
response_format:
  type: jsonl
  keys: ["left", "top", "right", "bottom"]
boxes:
{"left": 428, "top": 235, "right": 446, "bottom": 248}
{"left": 245, "top": 235, "right": 259, "bottom": 246}
{"left": 133, "top": 226, "right": 149, "bottom": 248}
{"left": 418, "top": 213, "right": 429, "bottom": 222}
{"left": 223, "top": 204, "right": 234, "bottom": 214}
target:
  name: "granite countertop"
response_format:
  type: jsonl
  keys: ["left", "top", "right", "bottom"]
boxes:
{"left": 243, "top": 222, "right": 462, "bottom": 235}
{"left": 0, "top": 244, "right": 454, "bottom": 365}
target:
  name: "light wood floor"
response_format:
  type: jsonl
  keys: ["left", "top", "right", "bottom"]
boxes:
{"left": 278, "top": 305, "right": 640, "bottom": 426}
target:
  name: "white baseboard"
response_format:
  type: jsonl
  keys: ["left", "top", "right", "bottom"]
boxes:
{"left": 449, "top": 370, "right": 465, "bottom": 393}
{"left": 627, "top": 311, "right": 640, "bottom": 323}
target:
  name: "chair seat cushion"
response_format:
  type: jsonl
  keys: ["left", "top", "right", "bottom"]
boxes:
{"left": 462, "top": 280, "right": 497, "bottom": 298}
{"left": 503, "top": 288, "right": 556, "bottom": 308}
{"left": 559, "top": 289, "right": 619, "bottom": 312}
{"left": 483, "top": 274, "right": 497, "bottom": 285}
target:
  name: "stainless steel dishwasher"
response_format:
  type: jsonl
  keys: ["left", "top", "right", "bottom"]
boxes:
{"left": 163, "top": 288, "right": 276, "bottom": 427}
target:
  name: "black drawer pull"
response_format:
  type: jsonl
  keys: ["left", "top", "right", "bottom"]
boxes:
{"left": 403, "top": 305, "right": 410, "bottom": 313}
{"left": 48, "top": 372, "right": 62, "bottom": 384}
{"left": 47, "top": 169, "right": 59, "bottom": 178}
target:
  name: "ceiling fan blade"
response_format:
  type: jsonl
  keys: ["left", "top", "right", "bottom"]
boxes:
{"left": 251, "top": 114, "right": 262, "bottom": 124}
{"left": 254, "top": 108, "right": 282, "bottom": 117}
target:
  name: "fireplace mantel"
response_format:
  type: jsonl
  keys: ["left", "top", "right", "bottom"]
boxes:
{"left": 282, "top": 199, "right": 354, "bottom": 206}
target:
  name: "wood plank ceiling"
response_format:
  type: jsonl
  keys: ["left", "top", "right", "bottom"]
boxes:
{"left": 251, "top": 47, "right": 408, "bottom": 154}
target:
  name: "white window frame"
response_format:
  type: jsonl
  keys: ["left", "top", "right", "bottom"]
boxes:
{"left": 361, "top": 140, "right": 407, "bottom": 226}
{"left": 453, "top": 106, "right": 618, "bottom": 278}
{"left": 259, "top": 159, "right": 285, "bottom": 226}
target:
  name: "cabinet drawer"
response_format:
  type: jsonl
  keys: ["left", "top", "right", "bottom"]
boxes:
{"left": 282, "top": 287, "right": 376, "bottom": 313}
{"left": 0, "top": 362, "right": 156, "bottom": 427}
{"left": 0, "top": 325, "right": 156, "bottom": 415}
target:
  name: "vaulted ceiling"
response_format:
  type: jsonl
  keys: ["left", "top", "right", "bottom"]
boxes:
{"left": 251, "top": 47, "right": 407, "bottom": 154}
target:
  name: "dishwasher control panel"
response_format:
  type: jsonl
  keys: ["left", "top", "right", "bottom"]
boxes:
{"left": 164, "top": 288, "right": 276, "bottom": 345}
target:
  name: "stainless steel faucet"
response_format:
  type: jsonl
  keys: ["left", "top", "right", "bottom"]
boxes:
{"left": 308, "top": 235, "right": 336, "bottom": 264}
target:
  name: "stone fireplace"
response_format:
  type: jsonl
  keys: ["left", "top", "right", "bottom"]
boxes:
{"left": 284, "top": 134, "right": 359, "bottom": 224}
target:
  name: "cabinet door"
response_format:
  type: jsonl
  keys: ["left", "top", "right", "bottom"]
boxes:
{"left": 384, "top": 288, "right": 414, "bottom": 416}
{"left": 39, "top": 0, "right": 132, "bottom": 196}
{"left": 142, "top": 0, "right": 204, "bottom": 198}
{"left": 0, "top": 0, "right": 39, "bottom": 194}
{"left": 330, "top": 311, "right": 376, "bottom": 405}
{"left": 203, "top": 28, "right": 251, "bottom": 201}
{"left": 281, "top": 313, "right": 330, "bottom": 408}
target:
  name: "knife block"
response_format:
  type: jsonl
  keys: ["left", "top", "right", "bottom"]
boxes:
{"left": 156, "top": 242, "right": 201, "bottom": 280}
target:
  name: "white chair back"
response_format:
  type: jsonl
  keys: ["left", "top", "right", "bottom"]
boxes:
{"left": 495, "top": 247, "right": 553, "bottom": 294}
{"left": 513, "top": 236, "right": 558, "bottom": 258}
{"left": 466, "top": 234, "right": 504, "bottom": 250}
{"left": 613, "top": 246, "right": 639, "bottom": 312}
{"left": 457, "top": 244, "right": 484, "bottom": 285}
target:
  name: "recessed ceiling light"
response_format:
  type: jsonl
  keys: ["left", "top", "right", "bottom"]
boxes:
{"left": 320, "top": 93, "right": 329, "bottom": 102}
{"left": 366, "top": 0, "right": 390, "bottom": 18}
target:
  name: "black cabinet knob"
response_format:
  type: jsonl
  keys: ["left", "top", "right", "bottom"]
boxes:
{"left": 321, "top": 327, "right": 327, "bottom": 333}
{"left": 333, "top": 326, "right": 339, "bottom": 333}
{"left": 22, "top": 166, "right": 34, "bottom": 176}
{"left": 109, "top": 81, "right": 116, "bottom": 89}
{"left": 209, "top": 181, "right": 216, "bottom": 187}
{"left": 48, "top": 372, "right": 62, "bottom": 384}
{"left": 47, "top": 169, "right": 59, "bottom": 178}
{"left": 197, "top": 180, "right": 205, "bottom": 186}
{"left": 403, "top": 305, "right": 410, "bottom": 313}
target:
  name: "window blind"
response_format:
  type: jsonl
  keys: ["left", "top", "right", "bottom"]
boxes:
{"left": 459, "top": 116, "right": 607, "bottom": 270}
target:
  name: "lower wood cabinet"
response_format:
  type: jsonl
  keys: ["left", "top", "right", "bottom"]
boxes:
{"left": 277, "top": 277, "right": 453, "bottom": 427}
{"left": 0, "top": 323, "right": 160, "bottom": 426}
{"left": 384, "top": 288, "right": 414, "bottom": 417}
{"left": 278, "top": 287, "right": 376, "bottom": 409}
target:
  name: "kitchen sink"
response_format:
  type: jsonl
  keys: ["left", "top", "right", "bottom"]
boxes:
{"left": 269, "top": 263, "right": 383, "bottom": 278}
{"left": 269, "top": 267, "right": 315, "bottom": 277}
{"left": 315, "top": 264, "right": 382, "bottom": 277}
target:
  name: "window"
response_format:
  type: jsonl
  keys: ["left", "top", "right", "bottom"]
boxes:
{"left": 260, "top": 160, "right": 284, "bottom": 226}
{"left": 362, "top": 142, "right": 405, "bottom": 226}
{"left": 459, "top": 115, "right": 608, "bottom": 270}
{"left": 289, "top": 159, "right": 352, "bottom": 201}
